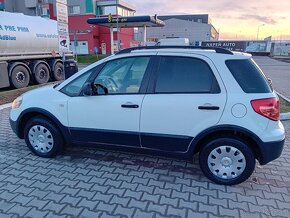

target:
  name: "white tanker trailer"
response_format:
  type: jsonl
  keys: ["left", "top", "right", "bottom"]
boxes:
{"left": 0, "top": 11, "right": 72, "bottom": 89}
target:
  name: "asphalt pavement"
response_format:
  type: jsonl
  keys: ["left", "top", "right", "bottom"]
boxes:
{"left": 253, "top": 57, "right": 290, "bottom": 100}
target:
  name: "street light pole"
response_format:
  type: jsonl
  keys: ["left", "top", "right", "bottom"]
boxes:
{"left": 257, "top": 24, "right": 265, "bottom": 40}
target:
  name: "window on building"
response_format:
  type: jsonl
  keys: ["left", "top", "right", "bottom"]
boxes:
{"left": 68, "top": 5, "right": 80, "bottom": 15}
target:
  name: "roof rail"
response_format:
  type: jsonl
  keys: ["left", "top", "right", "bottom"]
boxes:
{"left": 116, "top": 46, "right": 234, "bottom": 55}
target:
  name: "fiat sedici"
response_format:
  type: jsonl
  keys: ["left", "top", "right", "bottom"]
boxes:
{"left": 10, "top": 46, "right": 285, "bottom": 185}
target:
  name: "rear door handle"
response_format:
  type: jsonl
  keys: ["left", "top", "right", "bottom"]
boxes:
{"left": 121, "top": 103, "right": 139, "bottom": 108}
{"left": 198, "top": 106, "right": 220, "bottom": 110}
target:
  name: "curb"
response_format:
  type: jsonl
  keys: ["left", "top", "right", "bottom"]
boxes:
{"left": 276, "top": 92, "right": 290, "bottom": 121}
{"left": 0, "top": 103, "right": 12, "bottom": 111}
{"left": 277, "top": 92, "right": 290, "bottom": 103}
{"left": 281, "top": 113, "right": 290, "bottom": 121}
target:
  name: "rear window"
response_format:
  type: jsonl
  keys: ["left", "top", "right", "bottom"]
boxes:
{"left": 225, "top": 59, "right": 272, "bottom": 93}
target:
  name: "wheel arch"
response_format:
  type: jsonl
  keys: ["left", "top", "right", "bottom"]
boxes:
{"left": 17, "top": 108, "right": 70, "bottom": 144}
{"left": 49, "top": 59, "right": 64, "bottom": 81}
{"left": 31, "top": 60, "right": 51, "bottom": 75}
{"left": 49, "top": 59, "right": 63, "bottom": 71}
{"left": 8, "top": 62, "right": 32, "bottom": 77}
{"left": 189, "top": 125, "right": 263, "bottom": 162}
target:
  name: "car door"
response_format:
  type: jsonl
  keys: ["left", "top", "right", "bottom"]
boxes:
{"left": 140, "top": 53, "right": 227, "bottom": 152}
{"left": 67, "top": 56, "right": 152, "bottom": 147}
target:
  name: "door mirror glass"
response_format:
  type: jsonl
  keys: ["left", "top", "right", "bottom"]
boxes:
{"left": 83, "top": 82, "right": 93, "bottom": 96}
{"left": 83, "top": 82, "right": 109, "bottom": 96}
{"left": 93, "top": 84, "right": 109, "bottom": 95}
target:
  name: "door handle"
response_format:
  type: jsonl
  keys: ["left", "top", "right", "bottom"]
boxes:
{"left": 121, "top": 103, "right": 139, "bottom": 108}
{"left": 198, "top": 106, "right": 220, "bottom": 110}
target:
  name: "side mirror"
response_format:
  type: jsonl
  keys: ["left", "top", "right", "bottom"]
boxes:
{"left": 83, "top": 82, "right": 93, "bottom": 96}
{"left": 83, "top": 82, "right": 109, "bottom": 96}
{"left": 267, "top": 78, "right": 273, "bottom": 87}
{"left": 94, "top": 84, "right": 109, "bottom": 95}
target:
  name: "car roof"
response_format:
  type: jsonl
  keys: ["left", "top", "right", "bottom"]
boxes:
{"left": 116, "top": 46, "right": 252, "bottom": 59}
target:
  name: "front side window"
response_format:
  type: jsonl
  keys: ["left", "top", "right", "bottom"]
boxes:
{"left": 61, "top": 70, "right": 93, "bottom": 96}
{"left": 155, "top": 56, "right": 220, "bottom": 93}
{"left": 94, "top": 57, "right": 150, "bottom": 94}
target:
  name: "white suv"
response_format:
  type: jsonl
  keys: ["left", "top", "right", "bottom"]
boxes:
{"left": 10, "top": 46, "right": 285, "bottom": 185}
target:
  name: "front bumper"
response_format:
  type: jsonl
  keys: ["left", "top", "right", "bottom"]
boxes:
{"left": 10, "top": 117, "right": 21, "bottom": 138}
{"left": 258, "top": 138, "right": 285, "bottom": 165}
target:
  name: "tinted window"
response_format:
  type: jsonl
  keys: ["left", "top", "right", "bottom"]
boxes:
{"left": 226, "top": 59, "right": 272, "bottom": 93}
{"left": 95, "top": 57, "right": 150, "bottom": 94}
{"left": 155, "top": 57, "right": 220, "bottom": 93}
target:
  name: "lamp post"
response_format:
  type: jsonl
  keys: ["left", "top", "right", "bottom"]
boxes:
{"left": 257, "top": 24, "right": 265, "bottom": 40}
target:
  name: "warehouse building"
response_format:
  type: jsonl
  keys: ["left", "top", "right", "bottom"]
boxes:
{"left": 136, "top": 14, "right": 219, "bottom": 45}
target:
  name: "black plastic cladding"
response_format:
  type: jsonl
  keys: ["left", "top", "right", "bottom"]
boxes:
{"left": 116, "top": 46, "right": 234, "bottom": 55}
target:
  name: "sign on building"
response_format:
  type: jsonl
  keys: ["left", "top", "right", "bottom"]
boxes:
{"left": 201, "top": 41, "right": 271, "bottom": 53}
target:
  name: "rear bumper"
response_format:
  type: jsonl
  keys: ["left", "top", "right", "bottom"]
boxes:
{"left": 258, "top": 138, "right": 285, "bottom": 165}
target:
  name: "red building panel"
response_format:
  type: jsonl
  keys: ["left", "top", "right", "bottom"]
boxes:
{"left": 68, "top": 15, "right": 134, "bottom": 54}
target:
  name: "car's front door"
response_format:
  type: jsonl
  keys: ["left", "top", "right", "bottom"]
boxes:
{"left": 67, "top": 56, "right": 152, "bottom": 147}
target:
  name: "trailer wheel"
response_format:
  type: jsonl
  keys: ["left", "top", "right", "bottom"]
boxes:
{"left": 34, "top": 63, "right": 50, "bottom": 84}
{"left": 10, "top": 65, "right": 30, "bottom": 89}
{"left": 53, "top": 62, "right": 64, "bottom": 81}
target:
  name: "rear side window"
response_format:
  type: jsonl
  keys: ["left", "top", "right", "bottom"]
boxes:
{"left": 226, "top": 59, "right": 272, "bottom": 93}
{"left": 155, "top": 57, "right": 220, "bottom": 93}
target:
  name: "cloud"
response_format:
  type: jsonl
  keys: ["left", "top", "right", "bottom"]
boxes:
{"left": 126, "top": 0, "right": 290, "bottom": 40}
{"left": 239, "top": 14, "right": 277, "bottom": 25}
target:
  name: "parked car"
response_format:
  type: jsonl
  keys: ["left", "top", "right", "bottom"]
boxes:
{"left": 10, "top": 46, "right": 285, "bottom": 185}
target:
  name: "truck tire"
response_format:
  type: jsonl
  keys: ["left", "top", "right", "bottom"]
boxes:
{"left": 53, "top": 62, "right": 64, "bottom": 81}
{"left": 10, "top": 65, "right": 30, "bottom": 89}
{"left": 34, "top": 63, "right": 50, "bottom": 84}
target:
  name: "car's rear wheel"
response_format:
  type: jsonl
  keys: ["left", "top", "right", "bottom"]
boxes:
{"left": 24, "top": 117, "right": 63, "bottom": 158}
{"left": 199, "top": 137, "right": 255, "bottom": 185}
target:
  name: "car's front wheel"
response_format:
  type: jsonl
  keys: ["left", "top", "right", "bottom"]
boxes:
{"left": 24, "top": 117, "right": 63, "bottom": 158}
{"left": 199, "top": 137, "right": 255, "bottom": 185}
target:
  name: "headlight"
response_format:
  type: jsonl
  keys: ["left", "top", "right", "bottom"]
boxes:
{"left": 12, "top": 96, "right": 22, "bottom": 109}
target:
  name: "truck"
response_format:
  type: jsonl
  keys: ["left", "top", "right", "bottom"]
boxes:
{"left": 0, "top": 11, "right": 71, "bottom": 89}
{"left": 156, "top": 38, "right": 190, "bottom": 46}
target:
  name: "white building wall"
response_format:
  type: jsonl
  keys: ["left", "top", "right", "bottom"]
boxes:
{"left": 136, "top": 18, "right": 213, "bottom": 44}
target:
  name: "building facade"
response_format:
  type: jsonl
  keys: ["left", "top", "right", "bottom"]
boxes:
{"left": 136, "top": 14, "right": 219, "bottom": 45}
{"left": 1, "top": 0, "right": 136, "bottom": 54}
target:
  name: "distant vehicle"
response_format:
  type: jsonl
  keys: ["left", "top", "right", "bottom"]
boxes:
{"left": 0, "top": 12, "right": 72, "bottom": 89}
{"left": 156, "top": 38, "right": 190, "bottom": 46}
{"left": 10, "top": 46, "right": 285, "bottom": 185}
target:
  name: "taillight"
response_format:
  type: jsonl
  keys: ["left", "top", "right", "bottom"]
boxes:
{"left": 251, "top": 98, "right": 280, "bottom": 121}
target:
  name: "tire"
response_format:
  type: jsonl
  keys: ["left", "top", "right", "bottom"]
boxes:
{"left": 53, "top": 62, "right": 64, "bottom": 81}
{"left": 199, "top": 137, "right": 255, "bottom": 185}
{"left": 34, "top": 63, "right": 50, "bottom": 84}
{"left": 24, "top": 116, "right": 63, "bottom": 158}
{"left": 10, "top": 65, "right": 30, "bottom": 89}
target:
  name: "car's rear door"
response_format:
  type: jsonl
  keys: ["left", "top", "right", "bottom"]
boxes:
{"left": 140, "top": 53, "right": 227, "bottom": 152}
